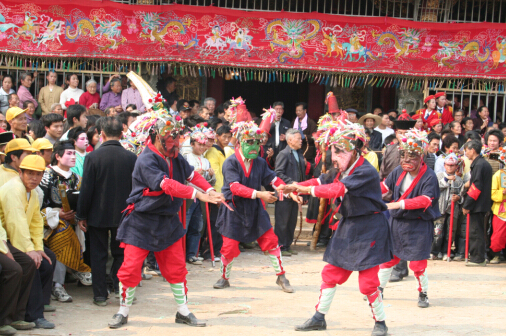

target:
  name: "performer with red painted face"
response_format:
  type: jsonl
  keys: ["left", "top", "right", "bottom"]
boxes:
{"left": 292, "top": 118, "right": 392, "bottom": 336}
{"left": 378, "top": 129, "right": 440, "bottom": 309}
{"left": 212, "top": 121, "right": 295, "bottom": 293}
{"left": 108, "top": 73, "right": 224, "bottom": 329}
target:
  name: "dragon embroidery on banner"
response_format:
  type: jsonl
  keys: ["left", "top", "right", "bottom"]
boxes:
{"left": 373, "top": 28, "right": 421, "bottom": 59}
{"left": 65, "top": 11, "right": 126, "bottom": 51}
{"left": 139, "top": 12, "right": 189, "bottom": 47}
{"left": 432, "top": 39, "right": 492, "bottom": 69}
{"left": 0, "top": 11, "right": 65, "bottom": 48}
{"left": 265, "top": 19, "right": 321, "bottom": 63}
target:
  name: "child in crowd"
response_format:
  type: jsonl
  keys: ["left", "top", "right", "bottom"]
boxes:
{"left": 184, "top": 130, "right": 216, "bottom": 264}
{"left": 431, "top": 154, "right": 465, "bottom": 260}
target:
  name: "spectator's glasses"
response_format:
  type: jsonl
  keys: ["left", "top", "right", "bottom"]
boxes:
{"left": 245, "top": 139, "right": 260, "bottom": 145}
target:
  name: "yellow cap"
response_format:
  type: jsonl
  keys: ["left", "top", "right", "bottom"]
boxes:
{"left": 32, "top": 138, "right": 53, "bottom": 151}
{"left": 5, "top": 138, "right": 36, "bottom": 154}
{"left": 19, "top": 154, "right": 46, "bottom": 171}
{"left": 6, "top": 107, "right": 28, "bottom": 122}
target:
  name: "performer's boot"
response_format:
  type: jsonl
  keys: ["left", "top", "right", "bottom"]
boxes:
{"left": 267, "top": 246, "right": 294, "bottom": 293}
{"left": 171, "top": 282, "right": 206, "bottom": 327}
{"left": 108, "top": 282, "right": 135, "bottom": 328}
{"left": 367, "top": 289, "right": 388, "bottom": 336}
{"left": 415, "top": 270, "right": 429, "bottom": 308}
{"left": 294, "top": 311, "right": 327, "bottom": 331}
{"left": 213, "top": 256, "right": 232, "bottom": 289}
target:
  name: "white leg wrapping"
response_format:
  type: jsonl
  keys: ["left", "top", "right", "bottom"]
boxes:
{"left": 367, "top": 290, "right": 386, "bottom": 322}
{"left": 416, "top": 271, "right": 429, "bottom": 293}
{"left": 378, "top": 267, "right": 393, "bottom": 289}
{"left": 315, "top": 286, "right": 337, "bottom": 315}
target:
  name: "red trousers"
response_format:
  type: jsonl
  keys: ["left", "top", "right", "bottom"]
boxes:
{"left": 221, "top": 228, "right": 280, "bottom": 260}
{"left": 380, "top": 255, "right": 427, "bottom": 277}
{"left": 320, "top": 264, "right": 380, "bottom": 295}
{"left": 117, "top": 239, "right": 187, "bottom": 288}
{"left": 491, "top": 215, "right": 506, "bottom": 252}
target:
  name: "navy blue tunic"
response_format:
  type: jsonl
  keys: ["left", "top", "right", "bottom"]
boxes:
{"left": 321, "top": 159, "right": 393, "bottom": 271}
{"left": 216, "top": 154, "right": 277, "bottom": 243}
{"left": 116, "top": 145, "right": 194, "bottom": 251}
{"left": 384, "top": 165, "right": 440, "bottom": 261}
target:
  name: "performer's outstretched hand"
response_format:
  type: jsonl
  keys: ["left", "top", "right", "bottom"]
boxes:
{"left": 208, "top": 190, "right": 225, "bottom": 202}
{"left": 196, "top": 191, "right": 222, "bottom": 204}
{"left": 278, "top": 183, "right": 297, "bottom": 194}
{"left": 289, "top": 193, "right": 303, "bottom": 204}
{"left": 386, "top": 202, "right": 401, "bottom": 210}
{"left": 257, "top": 191, "right": 278, "bottom": 204}
{"left": 293, "top": 184, "right": 312, "bottom": 195}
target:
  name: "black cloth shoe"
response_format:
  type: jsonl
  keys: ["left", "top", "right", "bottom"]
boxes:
{"left": 276, "top": 274, "right": 294, "bottom": 293}
{"left": 389, "top": 272, "right": 403, "bottom": 282}
{"left": 108, "top": 314, "right": 128, "bottom": 329}
{"left": 371, "top": 321, "right": 388, "bottom": 336}
{"left": 294, "top": 316, "right": 327, "bottom": 331}
{"left": 33, "top": 318, "right": 55, "bottom": 329}
{"left": 175, "top": 312, "right": 206, "bottom": 327}
{"left": 213, "top": 278, "right": 230, "bottom": 289}
{"left": 418, "top": 292, "right": 429, "bottom": 308}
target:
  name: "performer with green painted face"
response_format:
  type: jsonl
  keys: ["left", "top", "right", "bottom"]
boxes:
{"left": 213, "top": 120, "right": 297, "bottom": 293}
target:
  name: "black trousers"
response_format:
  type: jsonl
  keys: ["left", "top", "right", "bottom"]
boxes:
{"left": 88, "top": 226, "right": 123, "bottom": 299}
{"left": 200, "top": 203, "right": 222, "bottom": 259}
{"left": 25, "top": 247, "right": 56, "bottom": 322}
{"left": 0, "top": 243, "right": 36, "bottom": 325}
{"left": 469, "top": 212, "right": 486, "bottom": 263}
{"left": 275, "top": 199, "right": 299, "bottom": 251}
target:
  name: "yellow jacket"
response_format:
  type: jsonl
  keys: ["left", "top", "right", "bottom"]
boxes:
{"left": 0, "top": 223, "right": 8, "bottom": 254}
{"left": 363, "top": 150, "right": 379, "bottom": 172}
{"left": 205, "top": 146, "right": 229, "bottom": 193}
{"left": 0, "top": 176, "right": 44, "bottom": 252}
{"left": 491, "top": 169, "right": 506, "bottom": 217}
{"left": 0, "top": 164, "right": 19, "bottom": 188}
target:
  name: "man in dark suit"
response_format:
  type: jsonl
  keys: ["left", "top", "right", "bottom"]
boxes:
{"left": 293, "top": 102, "right": 317, "bottom": 163}
{"left": 275, "top": 129, "right": 309, "bottom": 256}
{"left": 76, "top": 117, "right": 137, "bottom": 306}
{"left": 266, "top": 101, "right": 291, "bottom": 165}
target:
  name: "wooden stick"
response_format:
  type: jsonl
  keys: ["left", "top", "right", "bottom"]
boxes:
{"left": 447, "top": 200, "right": 454, "bottom": 262}
{"left": 310, "top": 146, "right": 327, "bottom": 251}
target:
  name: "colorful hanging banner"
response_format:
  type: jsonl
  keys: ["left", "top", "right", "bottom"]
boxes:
{"left": 0, "top": 0, "right": 505, "bottom": 79}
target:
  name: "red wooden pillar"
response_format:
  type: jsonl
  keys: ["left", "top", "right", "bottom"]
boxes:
{"left": 307, "top": 82, "right": 325, "bottom": 121}
{"left": 207, "top": 76, "right": 225, "bottom": 105}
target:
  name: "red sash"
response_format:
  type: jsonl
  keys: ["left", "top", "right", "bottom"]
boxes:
{"left": 394, "top": 162, "right": 428, "bottom": 202}
{"left": 328, "top": 156, "right": 365, "bottom": 230}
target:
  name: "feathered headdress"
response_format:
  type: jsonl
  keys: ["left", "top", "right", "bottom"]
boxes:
{"left": 316, "top": 118, "right": 366, "bottom": 151}
{"left": 126, "top": 71, "right": 184, "bottom": 155}
{"left": 231, "top": 121, "right": 264, "bottom": 142}
{"left": 230, "top": 96, "right": 252, "bottom": 123}
{"left": 259, "top": 107, "right": 276, "bottom": 134}
{"left": 188, "top": 122, "right": 215, "bottom": 142}
{"left": 398, "top": 128, "right": 429, "bottom": 155}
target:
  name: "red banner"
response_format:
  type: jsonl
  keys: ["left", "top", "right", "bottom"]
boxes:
{"left": 1, "top": 0, "right": 505, "bottom": 79}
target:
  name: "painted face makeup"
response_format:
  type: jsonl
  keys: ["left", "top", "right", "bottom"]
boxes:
{"left": 76, "top": 133, "right": 89, "bottom": 151}
{"left": 60, "top": 149, "right": 76, "bottom": 168}
{"left": 399, "top": 151, "right": 422, "bottom": 173}
{"left": 332, "top": 146, "right": 353, "bottom": 172}
{"left": 241, "top": 139, "right": 260, "bottom": 159}
{"left": 160, "top": 134, "right": 180, "bottom": 158}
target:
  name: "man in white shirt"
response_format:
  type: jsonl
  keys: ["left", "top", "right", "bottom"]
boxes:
{"left": 266, "top": 101, "right": 290, "bottom": 163}
{"left": 374, "top": 113, "right": 395, "bottom": 145}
